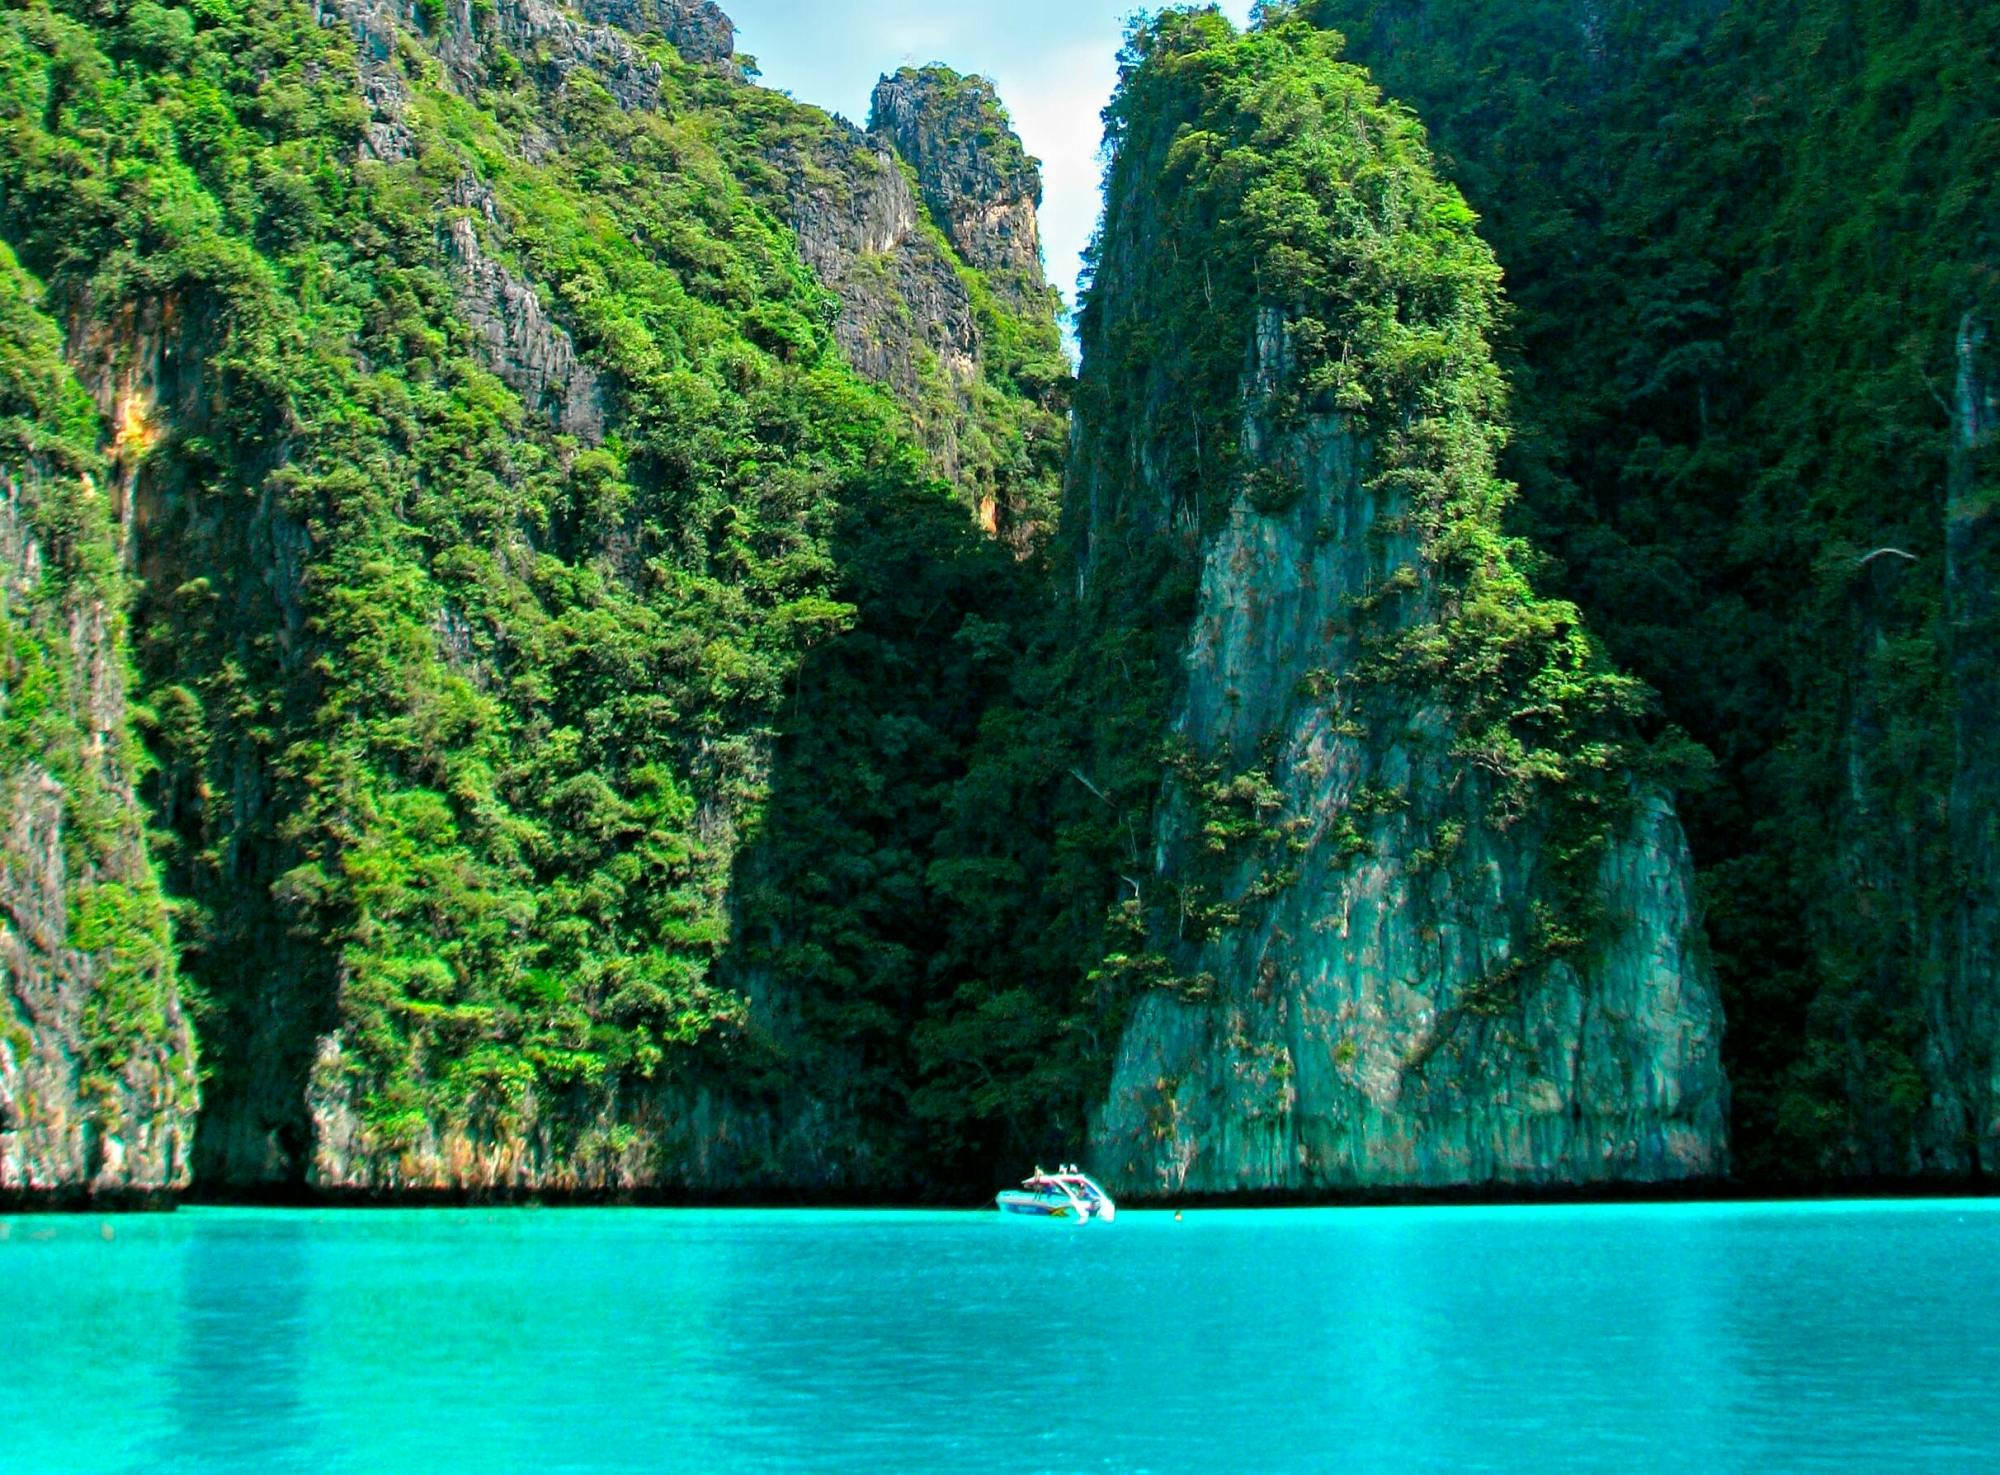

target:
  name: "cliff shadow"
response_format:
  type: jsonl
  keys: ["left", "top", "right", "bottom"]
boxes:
{"left": 705, "top": 462, "right": 1062, "bottom": 1200}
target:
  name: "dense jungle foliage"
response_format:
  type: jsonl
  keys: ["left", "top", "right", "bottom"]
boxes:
{"left": 1302, "top": 0, "right": 2000, "bottom": 1176}
{"left": 0, "top": 0, "right": 1065, "bottom": 1183}
{"left": 3, "top": 0, "right": 1990, "bottom": 1192}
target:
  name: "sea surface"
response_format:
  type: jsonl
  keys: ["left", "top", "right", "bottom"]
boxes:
{"left": 5, "top": 1199, "right": 1999, "bottom": 1473}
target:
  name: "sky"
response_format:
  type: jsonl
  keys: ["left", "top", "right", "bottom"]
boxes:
{"left": 719, "top": 1, "right": 1258, "bottom": 312}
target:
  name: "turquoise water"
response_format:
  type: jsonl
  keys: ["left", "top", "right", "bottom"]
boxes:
{"left": 5, "top": 1201, "right": 1999, "bottom": 1473}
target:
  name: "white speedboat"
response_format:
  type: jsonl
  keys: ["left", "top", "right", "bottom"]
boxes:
{"left": 994, "top": 1164, "right": 1116, "bottom": 1222}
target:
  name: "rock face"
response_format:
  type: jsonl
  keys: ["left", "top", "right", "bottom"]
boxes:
{"left": 760, "top": 70, "right": 1066, "bottom": 542}
{"left": 0, "top": 260, "right": 199, "bottom": 1197}
{"left": 319, "top": 0, "right": 738, "bottom": 162}
{"left": 314, "top": 0, "right": 420, "bottom": 160}
{"left": 869, "top": 67, "right": 1050, "bottom": 309}
{"left": 1091, "top": 321, "right": 1727, "bottom": 1193}
{"left": 576, "top": 0, "right": 736, "bottom": 69}
{"left": 1946, "top": 310, "right": 2000, "bottom": 1171}
{"left": 321, "top": 0, "right": 1058, "bottom": 528}
{"left": 57, "top": 290, "right": 330, "bottom": 1196}
{"left": 770, "top": 125, "right": 981, "bottom": 412}
{"left": 302, "top": 1031, "right": 867, "bottom": 1196}
{"left": 1073, "top": 20, "right": 1726, "bottom": 1197}
{"left": 0, "top": 748, "right": 195, "bottom": 1199}
{"left": 441, "top": 180, "right": 605, "bottom": 443}
{"left": 0, "top": 0, "right": 1059, "bottom": 1201}
{"left": 1300, "top": 0, "right": 2000, "bottom": 1183}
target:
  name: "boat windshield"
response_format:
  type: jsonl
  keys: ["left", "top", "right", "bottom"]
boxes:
{"left": 1028, "top": 1175, "right": 1099, "bottom": 1201}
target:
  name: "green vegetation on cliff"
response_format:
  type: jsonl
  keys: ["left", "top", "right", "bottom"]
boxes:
{"left": 2, "top": 0, "right": 1987, "bottom": 1195}
{"left": 725, "top": 68, "right": 1069, "bottom": 548}
{"left": 1302, "top": 0, "right": 2000, "bottom": 1177}
{"left": 0, "top": 240, "right": 193, "bottom": 1142}
{"left": 912, "top": 8, "right": 1694, "bottom": 1171}
{"left": 0, "top": 0, "right": 1061, "bottom": 1187}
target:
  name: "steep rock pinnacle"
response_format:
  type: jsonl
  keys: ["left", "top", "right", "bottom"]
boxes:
{"left": 869, "top": 66, "right": 1049, "bottom": 309}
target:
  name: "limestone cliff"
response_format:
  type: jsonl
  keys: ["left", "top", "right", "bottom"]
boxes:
{"left": 760, "top": 123, "right": 981, "bottom": 430}
{"left": 322, "top": 0, "right": 736, "bottom": 162}
{"left": 0, "top": 0, "right": 1061, "bottom": 1199}
{"left": 1091, "top": 311, "right": 1726, "bottom": 1192}
{"left": 578, "top": 0, "right": 736, "bottom": 69}
{"left": 756, "top": 65, "right": 1067, "bottom": 543}
{"left": 0, "top": 252, "right": 196, "bottom": 1201}
{"left": 0, "top": 0, "right": 1761, "bottom": 1205}
{"left": 869, "top": 67, "right": 1052, "bottom": 313}
{"left": 1071, "top": 15, "right": 1725, "bottom": 1195}
{"left": 440, "top": 179, "right": 606, "bottom": 444}
{"left": 1298, "top": 0, "right": 2000, "bottom": 1182}
{"left": 318, "top": 0, "right": 1009, "bottom": 477}
{"left": 1946, "top": 311, "right": 2000, "bottom": 1171}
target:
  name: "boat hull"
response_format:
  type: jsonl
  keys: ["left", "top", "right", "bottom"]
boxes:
{"left": 996, "top": 1193, "right": 1077, "bottom": 1219}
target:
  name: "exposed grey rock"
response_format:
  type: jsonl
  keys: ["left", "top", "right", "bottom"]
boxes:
{"left": 313, "top": 0, "right": 419, "bottom": 158}
{"left": 767, "top": 123, "right": 981, "bottom": 438}
{"left": 493, "top": 0, "right": 663, "bottom": 110}
{"left": 1086, "top": 309, "right": 1728, "bottom": 1195}
{"left": 1946, "top": 310, "right": 2000, "bottom": 1171}
{"left": 575, "top": 0, "right": 737, "bottom": 70}
{"left": 870, "top": 66, "right": 1050, "bottom": 312}
{"left": 317, "top": 0, "right": 739, "bottom": 143}
{"left": 0, "top": 472, "right": 197, "bottom": 1200}
{"left": 441, "top": 179, "right": 606, "bottom": 443}
{"left": 762, "top": 70, "right": 1066, "bottom": 536}
{"left": 490, "top": 0, "right": 741, "bottom": 110}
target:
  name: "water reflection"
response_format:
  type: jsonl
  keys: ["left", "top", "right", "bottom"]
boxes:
{"left": 160, "top": 1213, "right": 321, "bottom": 1474}
{"left": 303, "top": 1210, "right": 753, "bottom": 1473}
